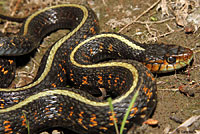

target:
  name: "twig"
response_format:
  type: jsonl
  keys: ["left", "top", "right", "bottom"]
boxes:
{"left": 102, "top": 0, "right": 107, "bottom": 6}
{"left": 169, "top": 115, "right": 200, "bottom": 134}
{"left": 147, "top": 26, "right": 182, "bottom": 42}
{"left": 157, "top": 88, "right": 179, "bottom": 91}
{"left": 147, "top": 30, "right": 174, "bottom": 41}
{"left": 31, "top": 57, "right": 40, "bottom": 66}
{"left": 16, "top": 71, "right": 35, "bottom": 78}
{"left": 145, "top": 23, "right": 158, "bottom": 40}
{"left": 118, "top": 0, "right": 161, "bottom": 33}
{"left": 133, "top": 17, "right": 175, "bottom": 24}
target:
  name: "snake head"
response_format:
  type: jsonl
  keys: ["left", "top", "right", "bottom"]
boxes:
{"left": 142, "top": 44, "right": 193, "bottom": 73}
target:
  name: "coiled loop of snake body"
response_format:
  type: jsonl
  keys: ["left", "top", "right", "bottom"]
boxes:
{"left": 0, "top": 4, "right": 193, "bottom": 134}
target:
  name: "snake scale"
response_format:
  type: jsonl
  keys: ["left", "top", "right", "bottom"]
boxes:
{"left": 0, "top": 4, "right": 193, "bottom": 134}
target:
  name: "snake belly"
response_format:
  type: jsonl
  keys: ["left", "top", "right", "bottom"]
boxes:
{"left": 0, "top": 4, "right": 193, "bottom": 134}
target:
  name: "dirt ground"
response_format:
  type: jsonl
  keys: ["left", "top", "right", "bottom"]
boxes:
{"left": 0, "top": 0, "right": 199, "bottom": 134}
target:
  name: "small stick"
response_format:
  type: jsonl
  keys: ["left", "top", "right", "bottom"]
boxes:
{"left": 133, "top": 17, "right": 175, "bottom": 25}
{"left": 102, "top": 0, "right": 107, "bottom": 6}
{"left": 147, "top": 27, "right": 182, "bottom": 42}
{"left": 157, "top": 88, "right": 179, "bottom": 91}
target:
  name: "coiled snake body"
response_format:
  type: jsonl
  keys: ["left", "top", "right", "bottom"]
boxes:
{"left": 0, "top": 4, "right": 193, "bottom": 134}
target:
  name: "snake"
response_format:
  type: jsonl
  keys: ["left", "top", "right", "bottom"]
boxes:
{"left": 0, "top": 4, "right": 193, "bottom": 134}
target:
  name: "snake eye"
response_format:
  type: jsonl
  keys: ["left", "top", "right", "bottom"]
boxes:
{"left": 166, "top": 56, "right": 176, "bottom": 64}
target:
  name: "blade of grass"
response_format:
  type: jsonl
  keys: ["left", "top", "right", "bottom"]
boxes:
{"left": 22, "top": 110, "right": 30, "bottom": 134}
{"left": 120, "top": 89, "right": 139, "bottom": 134}
{"left": 107, "top": 97, "right": 119, "bottom": 134}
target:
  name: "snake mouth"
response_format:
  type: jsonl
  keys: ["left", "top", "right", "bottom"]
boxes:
{"left": 143, "top": 47, "right": 194, "bottom": 73}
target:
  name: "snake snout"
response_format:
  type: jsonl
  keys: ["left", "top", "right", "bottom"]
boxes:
{"left": 172, "top": 46, "right": 193, "bottom": 69}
